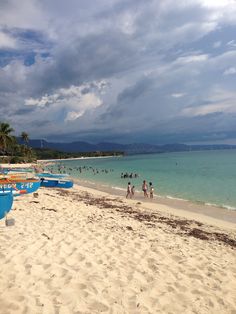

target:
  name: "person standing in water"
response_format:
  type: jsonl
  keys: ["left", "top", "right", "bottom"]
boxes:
{"left": 142, "top": 180, "right": 148, "bottom": 198}
{"left": 131, "top": 185, "right": 135, "bottom": 198}
{"left": 126, "top": 182, "right": 132, "bottom": 198}
{"left": 149, "top": 182, "right": 154, "bottom": 199}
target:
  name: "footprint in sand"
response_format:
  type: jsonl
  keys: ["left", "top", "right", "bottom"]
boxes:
{"left": 171, "top": 255, "right": 183, "bottom": 262}
{"left": 188, "top": 273, "right": 203, "bottom": 280}
{"left": 43, "top": 263, "right": 51, "bottom": 270}
{"left": 88, "top": 300, "right": 109, "bottom": 312}
{"left": 167, "top": 285, "right": 175, "bottom": 292}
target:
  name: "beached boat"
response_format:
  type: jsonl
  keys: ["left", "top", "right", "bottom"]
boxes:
{"left": 0, "top": 172, "right": 34, "bottom": 180}
{"left": 7, "top": 168, "right": 34, "bottom": 173}
{"left": 0, "top": 178, "right": 41, "bottom": 196}
{"left": 0, "top": 191, "right": 14, "bottom": 219}
{"left": 36, "top": 172, "right": 69, "bottom": 179}
{"left": 40, "top": 178, "right": 73, "bottom": 189}
{"left": 0, "top": 167, "right": 34, "bottom": 175}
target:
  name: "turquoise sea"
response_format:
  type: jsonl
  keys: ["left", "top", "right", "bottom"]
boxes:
{"left": 49, "top": 150, "right": 236, "bottom": 210}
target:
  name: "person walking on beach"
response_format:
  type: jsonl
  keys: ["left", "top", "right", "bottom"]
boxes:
{"left": 131, "top": 185, "right": 135, "bottom": 198}
{"left": 142, "top": 180, "right": 148, "bottom": 198}
{"left": 126, "top": 182, "right": 132, "bottom": 198}
{"left": 149, "top": 182, "right": 154, "bottom": 199}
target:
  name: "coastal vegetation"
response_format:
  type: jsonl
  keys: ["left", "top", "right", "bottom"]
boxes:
{"left": 34, "top": 148, "right": 123, "bottom": 160}
{"left": 0, "top": 122, "right": 36, "bottom": 163}
{"left": 0, "top": 122, "right": 123, "bottom": 163}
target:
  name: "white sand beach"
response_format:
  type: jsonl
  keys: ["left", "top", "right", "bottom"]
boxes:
{"left": 0, "top": 184, "right": 235, "bottom": 314}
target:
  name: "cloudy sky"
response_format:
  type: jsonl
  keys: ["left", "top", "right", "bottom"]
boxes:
{"left": 1, "top": 0, "right": 236, "bottom": 144}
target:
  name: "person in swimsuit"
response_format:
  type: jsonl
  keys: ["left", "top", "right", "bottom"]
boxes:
{"left": 149, "top": 182, "right": 154, "bottom": 199}
{"left": 142, "top": 180, "right": 148, "bottom": 198}
{"left": 126, "top": 182, "right": 132, "bottom": 198}
{"left": 131, "top": 185, "right": 135, "bottom": 198}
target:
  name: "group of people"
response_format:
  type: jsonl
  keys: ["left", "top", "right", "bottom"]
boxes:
{"left": 142, "top": 180, "right": 154, "bottom": 198}
{"left": 121, "top": 172, "right": 139, "bottom": 179}
{"left": 126, "top": 180, "right": 154, "bottom": 199}
{"left": 48, "top": 164, "right": 115, "bottom": 176}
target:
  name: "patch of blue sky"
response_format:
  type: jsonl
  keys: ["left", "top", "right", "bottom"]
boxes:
{"left": 0, "top": 49, "right": 50, "bottom": 67}
{"left": 9, "top": 28, "right": 48, "bottom": 45}
{"left": 180, "top": 25, "right": 236, "bottom": 57}
{"left": 0, "top": 50, "right": 22, "bottom": 67}
{"left": 24, "top": 52, "right": 36, "bottom": 66}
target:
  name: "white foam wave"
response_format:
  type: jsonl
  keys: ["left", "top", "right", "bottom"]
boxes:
{"left": 205, "top": 202, "right": 218, "bottom": 207}
{"left": 166, "top": 195, "right": 188, "bottom": 202}
{"left": 111, "top": 186, "right": 126, "bottom": 191}
{"left": 221, "top": 204, "right": 236, "bottom": 211}
{"left": 205, "top": 202, "right": 236, "bottom": 210}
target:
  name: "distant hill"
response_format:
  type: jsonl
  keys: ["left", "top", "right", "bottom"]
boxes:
{"left": 17, "top": 138, "right": 236, "bottom": 154}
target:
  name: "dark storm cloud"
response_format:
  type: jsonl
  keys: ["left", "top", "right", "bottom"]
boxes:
{"left": 29, "top": 120, "right": 51, "bottom": 127}
{"left": 0, "top": 0, "right": 236, "bottom": 143}
{"left": 14, "top": 107, "right": 36, "bottom": 115}
{"left": 27, "top": 30, "right": 140, "bottom": 97}
{"left": 117, "top": 77, "right": 154, "bottom": 103}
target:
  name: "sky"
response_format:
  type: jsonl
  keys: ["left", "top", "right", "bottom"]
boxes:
{"left": 0, "top": 0, "right": 236, "bottom": 144}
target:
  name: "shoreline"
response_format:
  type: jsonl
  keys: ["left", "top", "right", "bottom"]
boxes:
{"left": 74, "top": 179, "right": 236, "bottom": 228}
{"left": 45, "top": 154, "right": 236, "bottom": 216}
{"left": 2, "top": 160, "right": 236, "bottom": 226}
{"left": 37, "top": 155, "right": 123, "bottom": 162}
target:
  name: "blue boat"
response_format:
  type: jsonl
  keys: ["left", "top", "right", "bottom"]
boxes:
{"left": 37, "top": 172, "right": 69, "bottom": 179}
{"left": 40, "top": 178, "right": 73, "bottom": 189}
{"left": 0, "top": 178, "right": 41, "bottom": 196}
{"left": 0, "top": 191, "right": 14, "bottom": 219}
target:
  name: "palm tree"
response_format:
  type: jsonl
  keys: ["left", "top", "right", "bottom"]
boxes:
{"left": 25, "top": 146, "right": 36, "bottom": 161}
{"left": 0, "top": 122, "right": 15, "bottom": 154}
{"left": 21, "top": 131, "right": 29, "bottom": 146}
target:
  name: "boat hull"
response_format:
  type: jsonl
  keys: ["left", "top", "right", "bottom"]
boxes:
{"left": 0, "top": 179, "right": 41, "bottom": 196}
{"left": 0, "top": 191, "right": 13, "bottom": 219}
{"left": 40, "top": 178, "right": 73, "bottom": 189}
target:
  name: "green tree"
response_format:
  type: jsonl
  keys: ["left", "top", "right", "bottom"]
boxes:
{"left": 21, "top": 131, "right": 29, "bottom": 145}
{"left": 0, "top": 122, "right": 15, "bottom": 154}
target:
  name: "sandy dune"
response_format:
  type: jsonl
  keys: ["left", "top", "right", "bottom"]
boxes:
{"left": 0, "top": 185, "right": 235, "bottom": 314}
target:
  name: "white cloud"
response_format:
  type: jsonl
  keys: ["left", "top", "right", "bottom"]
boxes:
{"left": 223, "top": 67, "right": 236, "bottom": 75}
{"left": 198, "top": 0, "right": 235, "bottom": 8}
{"left": 1, "top": 0, "right": 236, "bottom": 143}
{"left": 227, "top": 40, "right": 236, "bottom": 48}
{"left": 65, "top": 110, "right": 84, "bottom": 121}
{"left": 213, "top": 41, "right": 221, "bottom": 48}
{"left": 0, "top": 31, "right": 16, "bottom": 48}
{"left": 118, "top": 12, "right": 137, "bottom": 35}
{"left": 25, "top": 81, "right": 104, "bottom": 122}
{"left": 182, "top": 88, "right": 236, "bottom": 117}
{"left": 182, "top": 103, "right": 236, "bottom": 116}
{"left": 0, "top": 0, "right": 49, "bottom": 33}
{"left": 25, "top": 94, "right": 56, "bottom": 107}
{"left": 171, "top": 93, "right": 186, "bottom": 98}
{"left": 176, "top": 54, "right": 208, "bottom": 64}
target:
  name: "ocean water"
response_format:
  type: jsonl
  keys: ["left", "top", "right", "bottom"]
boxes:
{"left": 49, "top": 150, "right": 236, "bottom": 210}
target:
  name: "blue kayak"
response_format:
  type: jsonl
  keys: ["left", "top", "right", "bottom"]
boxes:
{"left": 40, "top": 178, "right": 73, "bottom": 189}
{"left": 0, "top": 191, "right": 14, "bottom": 219}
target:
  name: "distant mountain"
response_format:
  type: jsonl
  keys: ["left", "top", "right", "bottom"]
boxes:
{"left": 17, "top": 138, "right": 236, "bottom": 154}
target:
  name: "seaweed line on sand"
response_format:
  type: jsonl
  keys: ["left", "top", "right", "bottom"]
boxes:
{"left": 56, "top": 189, "right": 236, "bottom": 249}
